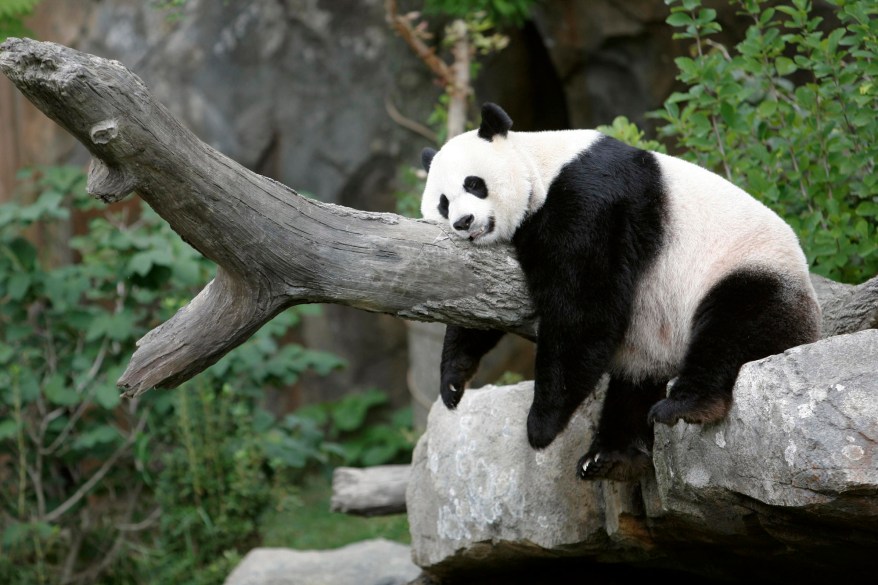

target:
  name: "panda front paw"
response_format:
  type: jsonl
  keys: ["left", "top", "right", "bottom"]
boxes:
{"left": 439, "top": 372, "right": 467, "bottom": 410}
{"left": 577, "top": 446, "right": 652, "bottom": 482}
{"left": 526, "top": 408, "right": 567, "bottom": 450}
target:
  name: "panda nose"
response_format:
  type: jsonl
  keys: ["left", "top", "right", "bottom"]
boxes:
{"left": 453, "top": 215, "right": 474, "bottom": 231}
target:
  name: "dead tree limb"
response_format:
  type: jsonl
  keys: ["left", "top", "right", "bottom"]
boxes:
{"left": 0, "top": 37, "right": 536, "bottom": 398}
{"left": 1, "top": 38, "right": 875, "bottom": 404}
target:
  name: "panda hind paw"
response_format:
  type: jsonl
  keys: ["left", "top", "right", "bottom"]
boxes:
{"left": 577, "top": 448, "right": 652, "bottom": 482}
{"left": 647, "top": 395, "right": 731, "bottom": 427}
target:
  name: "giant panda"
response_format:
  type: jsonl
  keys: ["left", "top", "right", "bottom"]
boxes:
{"left": 420, "top": 102, "right": 821, "bottom": 482}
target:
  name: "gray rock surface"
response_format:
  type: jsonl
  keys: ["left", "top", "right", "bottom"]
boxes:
{"left": 407, "top": 330, "right": 878, "bottom": 581}
{"left": 222, "top": 538, "right": 420, "bottom": 585}
{"left": 811, "top": 273, "right": 878, "bottom": 337}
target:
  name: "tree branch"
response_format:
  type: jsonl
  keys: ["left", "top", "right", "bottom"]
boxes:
{"left": 1, "top": 39, "right": 874, "bottom": 401}
{"left": 385, "top": 0, "right": 454, "bottom": 87}
{"left": 0, "top": 38, "right": 536, "bottom": 398}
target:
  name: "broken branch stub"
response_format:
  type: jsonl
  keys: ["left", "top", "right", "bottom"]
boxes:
{"left": 0, "top": 37, "right": 536, "bottom": 398}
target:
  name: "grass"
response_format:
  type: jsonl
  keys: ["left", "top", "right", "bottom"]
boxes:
{"left": 259, "top": 471, "right": 411, "bottom": 550}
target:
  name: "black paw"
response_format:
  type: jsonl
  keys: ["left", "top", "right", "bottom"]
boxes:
{"left": 647, "top": 395, "right": 731, "bottom": 426}
{"left": 577, "top": 446, "right": 652, "bottom": 482}
{"left": 526, "top": 408, "right": 568, "bottom": 450}
{"left": 440, "top": 372, "right": 467, "bottom": 410}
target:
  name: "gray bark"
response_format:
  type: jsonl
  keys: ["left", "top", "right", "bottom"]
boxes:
{"left": 330, "top": 464, "right": 411, "bottom": 516}
{"left": 0, "top": 37, "right": 535, "bottom": 399}
{"left": 1, "top": 36, "right": 874, "bottom": 398}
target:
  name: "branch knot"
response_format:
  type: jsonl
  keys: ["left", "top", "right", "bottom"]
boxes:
{"left": 90, "top": 118, "right": 119, "bottom": 144}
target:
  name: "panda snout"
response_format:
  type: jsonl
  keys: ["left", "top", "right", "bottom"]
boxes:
{"left": 453, "top": 214, "right": 474, "bottom": 231}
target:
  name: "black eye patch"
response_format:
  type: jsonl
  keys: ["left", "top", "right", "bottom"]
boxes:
{"left": 463, "top": 176, "right": 488, "bottom": 199}
{"left": 438, "top": 194, "right": 449, "bottom": 219}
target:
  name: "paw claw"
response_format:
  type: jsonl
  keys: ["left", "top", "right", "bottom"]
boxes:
{"left": 440, "top": 380, "right": 465, "bottom": 410}
{"left": 577, "top": 447, "right": 652, "bottom": 481}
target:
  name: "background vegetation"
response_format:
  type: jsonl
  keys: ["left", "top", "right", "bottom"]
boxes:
{"left": 0, "top": 168, "right": 414, "bottom": 585}
{"left": 655, "top": 0, "right": 877, "bottom": 284}
{"left": 0, "top": 0, "right": 874, "bottom": 583}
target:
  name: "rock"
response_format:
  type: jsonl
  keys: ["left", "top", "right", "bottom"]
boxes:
{"left": 811, "top": 273, "right": 878, "bottom": 337}
{"left": 407, "top": 330, "right": 878, "bottom": 581}
{"left": 222, "top": 538, "right": 420, "bottom": 585}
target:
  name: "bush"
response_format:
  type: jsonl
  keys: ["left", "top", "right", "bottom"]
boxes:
{"left": 0, "top": 167, "right": 413, "bottom": 584}
{"left": 654, "top": 0, "right": 877, "bottom": 284}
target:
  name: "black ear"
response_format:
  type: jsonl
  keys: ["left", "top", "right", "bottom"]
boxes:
{"left": 421, "top": 147, "right": 437, "bottom": 172}
{"left": 478, "top": 103, "right": 513, "bottom": 141}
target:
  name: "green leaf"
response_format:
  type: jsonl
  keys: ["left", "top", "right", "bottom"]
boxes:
{"left": 17, "top": 369, "right": 40, "bottom": 403}
{"left": 3, "top": 522, "right": 29, "bottom": 548}
{"left": 73, "top": 424, "right": 120, "bottom": 450}
{"left": 86, "top": 310, "right": 137, "bottom": 342}
{"left": 330, "top": 389, "right": 387, "bottom": 432}
{"left": 7, "top": 272, "right": 30, "bottom": 300}
{"left": 667, "top": 12, "right": 694, "bottom": 27}
{"left": 94, "top": 381, "right": 122, "bottom": 409}
{"left": 757, "top": 99, "right": 778, "bottom": 117}
{"left": 44, "top": 374, "right": 79, "bottom": 406}
{"left": 0, "top": 419, "right": 18, "bottom": 441}
{"left": 775, "top": 56, "right": 797, "bottom": 76}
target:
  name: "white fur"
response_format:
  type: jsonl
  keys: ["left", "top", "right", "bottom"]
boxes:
{"left": 421, "top": 129, "right": 601, "bottom": 244}
{"left": 614, "top": 153, "right": 814, "bottom": 380}
{"left": 421, "top": 130, "right": 817, "bottom": 380}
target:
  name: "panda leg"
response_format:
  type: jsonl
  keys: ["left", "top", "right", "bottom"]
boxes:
{"left": 439, "top": 325, "right": 506, "bottom": 409}
{"left": 648, "top": 268, "right": 820, "bottom": 426}
{"left": 578, "top": 377, "right": 667, "bottom": 481}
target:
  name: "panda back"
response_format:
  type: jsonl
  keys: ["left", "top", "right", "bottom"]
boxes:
{"left": 615, "top": 152, "right": 815, "bottom": 380}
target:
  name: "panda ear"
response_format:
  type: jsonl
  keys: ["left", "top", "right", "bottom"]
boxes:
{"left": 478, "top": 103, "right": 513, "bottom": 141}
{"left": 421, "top": 147, "right": 437, "bottom": 172}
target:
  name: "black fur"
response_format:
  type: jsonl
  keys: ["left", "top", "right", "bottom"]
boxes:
{"left": 578, "top": 377, "right": 667, "bottom": 481}
{"left": 440, "top": 326, "right": 505, "bottom": 409}
{"left": 478, "top": 102, "right": 513, "bottom": 141}
{"left": 433, "top": 109, "right": 820, "bottom": 482}
{"left": 422, "top": 147, "right": 437, "bottom": 172}
{"left": 438, "top": 194, "right": 449, "bottom": 219}
{"left": 512, "top": 135, "right": 667, "bottom": 449}
{"left": 647, "top": 267, "right": 820, "bottom": 426}
{"left": 464, "top": 176, "right": 489, "bottom": 199}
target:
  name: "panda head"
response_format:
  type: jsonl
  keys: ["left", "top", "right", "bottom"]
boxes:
{"left": 420, "top": 103, "right": 531, "bottom": 245}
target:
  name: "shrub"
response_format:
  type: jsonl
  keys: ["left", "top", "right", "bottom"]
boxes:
{"left": 0, "top": 166, "right": 413, "bottom": 584}
{"left": 654, "top": 0, "right": 877, "bottom": 284}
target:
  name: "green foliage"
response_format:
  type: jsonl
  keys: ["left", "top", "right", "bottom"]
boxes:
{"left": 0, "top": 166, "right": 410, "bottom": 584}
{"left": 260, "top": 474, "right": 410, "bottom": 550}
{"left": 295, "top": 388, "right": 417, "bottom": 468}
{"left": 656, "top": 0, "right": 878, "bottom": 283}
{"left": 150, "top": 0, "right": 189, "bottom": 22}
{"left": 596, "top": 116, "right": 668, "bottom": 153}
{"left": 424, "top": 0, "right": 538, "bottom": 27}
{"left": 394, "top": 2, "right": 534, "bottom": 217}
{"left": 0, "top": 0, "right": 41, "bottom": 40}
{"left": 394, "top": 165, "right": 427, "bottom": 219}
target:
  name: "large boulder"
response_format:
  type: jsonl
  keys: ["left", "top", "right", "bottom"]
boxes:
{"left": 407, "top": 329, "right": 878, "bottom": 582}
